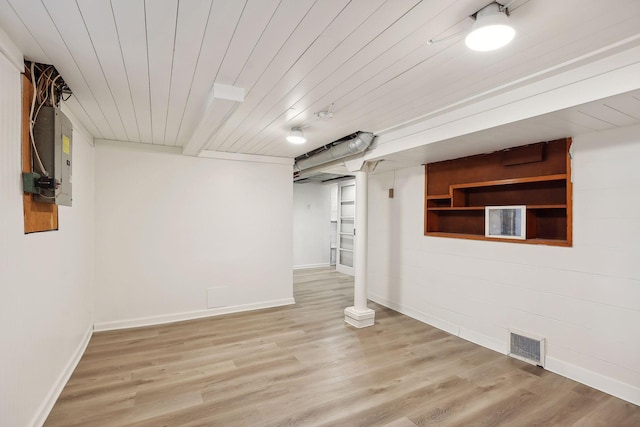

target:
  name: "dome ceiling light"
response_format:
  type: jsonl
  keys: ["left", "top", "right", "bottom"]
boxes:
{"left": 287, "top": 127, "right": 306, "bottom": 144}
{"left": 465, "top": 2, "right": 515, "bottom": 52}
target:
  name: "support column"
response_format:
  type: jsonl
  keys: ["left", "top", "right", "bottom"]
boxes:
{"left": 344, "top": 170, "right": 375, "bottom": 328}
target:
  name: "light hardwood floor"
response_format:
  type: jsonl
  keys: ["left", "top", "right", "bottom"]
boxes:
{"left": 46, "top": 268, "right": 640, "bottom": 426}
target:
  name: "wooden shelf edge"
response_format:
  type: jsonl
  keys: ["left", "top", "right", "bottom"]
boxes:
{"left": 427, "top": 204, "right": 567, "bottom": 211}
{"left": 427, "top": 207, "right": 484, "bottom": 211}
{"left": 426, "top": 194, "right": 451, "bottom": 200}
{"left": 449, "top": 174, "right": 567, "bottom": 190}
{"left": 425, "top": 232, "right": 571, "bottom": 247}
{"left": 527, "top": 204, "right": 567, "bottom": 209}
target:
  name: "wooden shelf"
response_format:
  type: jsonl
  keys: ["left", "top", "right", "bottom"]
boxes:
{"left": 427, "top": 207, "right": 485, "bottom": 211}
{"left": 450, "top": 174, "right": 567, "bottom": 190}
{"left": 425, "top": 138, "right": 572, "bottom": 246}
{"left": 425, "top": 232, "right": 570, "bottom": 247}
{"left": 527, "top": 204, "right": 567, "bottom": 209}
{"left": 427, "top": 204, "right": 566, "bottom": 211}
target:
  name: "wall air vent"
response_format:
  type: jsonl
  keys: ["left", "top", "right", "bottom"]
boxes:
{"left": 508, "top": 329, "right": 545, "bottom": 367}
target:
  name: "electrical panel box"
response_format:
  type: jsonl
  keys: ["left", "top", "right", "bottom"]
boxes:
{"left": 33, "top": 106, "right": 72, "bottom": 206}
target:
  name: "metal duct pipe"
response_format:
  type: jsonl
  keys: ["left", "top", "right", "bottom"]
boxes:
{"left": 294, "top": 160, "right": 347, "bottom": 180}
{"left": 294, "top": 132, "right": 374, "bottom": 171}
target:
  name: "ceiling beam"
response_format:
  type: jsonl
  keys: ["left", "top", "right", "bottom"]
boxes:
{"left": 182, "top": 83, "right": 245, "bottom": 156}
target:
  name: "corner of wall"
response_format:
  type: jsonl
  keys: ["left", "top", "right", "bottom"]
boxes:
{"left": 30, "top": 326, "right": 93, "bottom": 427}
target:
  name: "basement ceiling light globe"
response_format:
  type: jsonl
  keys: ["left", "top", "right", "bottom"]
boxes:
{"left": 465, "top": 3, "right": 515, "bottom": 52}
{"left": 287, "top": 127, "right": 306, "bottom": 144}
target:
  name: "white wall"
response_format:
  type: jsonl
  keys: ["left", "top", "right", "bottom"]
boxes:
{"left": 0, "top": 55, "right": 94, "bottom": 426}
{"left": 293, "top": 182, "right": 332, "bottom": 269}
{"left": 93, "top": 143, "right": 294, "bottom": 330}
{"left": 367, "top": 125, "right": 640, "bottom": 405}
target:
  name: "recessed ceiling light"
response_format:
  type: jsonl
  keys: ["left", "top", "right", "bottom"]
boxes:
{"left": 465, "top": 2, "right": 515, "bottom": 52}
{"left": 287, "top": 127, "right": 306, "bottom": 144}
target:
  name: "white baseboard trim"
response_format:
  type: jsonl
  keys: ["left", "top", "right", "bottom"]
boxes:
{"left": 545, "top": 356, "right": 640, "bottom": 406}
{"left": 94, "top": 298, "right": 296, "bottom": 332}
{"left": 369, "top": 293, "right": 505, "bottom": 354}
{"left": 31, "top": 325, "right": 93, "bottom": 427}
{"left": 293, "top": 263, "right": 331, "bottom": 270}
{"left": 369, "top": 293, "right": 460, "bottom": 337}
{"left": 369, "top": 292, "right": 640, "bottom": 406}
{"left": 459, "top": 327, "right": 507, "bottom": 355}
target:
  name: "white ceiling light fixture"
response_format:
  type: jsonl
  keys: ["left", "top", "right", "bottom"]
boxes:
{"left": 465, "top": 2, "right": 515, "bottom": 52}
{"left": 287, "top": 127, "right": 306, "bottom": 144}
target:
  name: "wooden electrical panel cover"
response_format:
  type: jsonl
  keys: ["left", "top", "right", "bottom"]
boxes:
{"left": 424, "top": 138, "right": 572, "bottom": 246}
{"left": 22, "top": 73, "right": 58, "bottom": 233}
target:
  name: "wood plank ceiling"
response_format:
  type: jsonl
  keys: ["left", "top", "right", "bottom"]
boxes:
{"left": 1, "top": 0, "right": 639, "bottom": 159}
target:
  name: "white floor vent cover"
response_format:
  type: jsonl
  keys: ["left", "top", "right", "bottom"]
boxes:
{"left": 508, "top": 329, "right": 545, "bottom": 367}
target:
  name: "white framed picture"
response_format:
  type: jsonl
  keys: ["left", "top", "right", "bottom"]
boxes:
{"left": 485, "top": 205, "right": 526, "bottom": 239}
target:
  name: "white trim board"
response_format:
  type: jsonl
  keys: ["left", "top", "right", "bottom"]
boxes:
{"left": 92, "top": 140, "right": 294, "bottom": 165}
{"left": 293, "top": 263, "right": 331, "bottom": 270}
{"left": 368, "top": 292, "right": 506, "bottom": 355}
{"left": 94, "top": 138, "right": 183, "bottom": 154}
{"left": 368, "top": 293, "right": 640, "bottom": 406}
{"left": 199, "top": 149, "right": 293, "bottom": 165}
{"left": 0, "top": 25, "right": 23, "bottom": 72}
{"left": 546, "top": 357, "right": 640, "bottom": 407}
{"left": 30, "top": 326, "right": 93, "bottom": 427}
{"left": 94, "top": 298, "right": 296, "bottom": 332}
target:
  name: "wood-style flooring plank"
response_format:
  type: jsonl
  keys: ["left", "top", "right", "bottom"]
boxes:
{"left": 44, "top": 267, "right": 640, "bottom": 426}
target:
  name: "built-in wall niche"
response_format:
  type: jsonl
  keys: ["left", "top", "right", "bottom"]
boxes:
{"left": 424, "top": 138, "right": 572, "bottom": 246}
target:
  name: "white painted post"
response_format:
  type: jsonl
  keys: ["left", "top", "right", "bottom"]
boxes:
{"left": 344, "top": 169, "right": 375, "bottom": 328}
{"left": 354, "top": 170, "right": 368, "bottom": 310}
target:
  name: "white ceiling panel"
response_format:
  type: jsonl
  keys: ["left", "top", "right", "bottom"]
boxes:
{"left": 576, "top": 104, "right": 639, "bottom": 128}
{"left": 146, "top": 0, "right": 178, "bottom": 144}
{"left": 77, "top": 0, "right": 141, "bottom": 142}
{"left": 0, "top": 0, "right": 639, "bottom": 160}
{"left": 207, "top": 0, "right": 358, "bottom": 152}
{"left": 232, "top": 0, "right": 315, "bottom": 89}
{"left": 601, "top": 95, "right": 640, "bottom": 121}
{"left": 214, "top": 0, "right": 281, "bottom": 84}
{"left": 552, "top": 110, "right": 614, "bottom": 132}
{"left": 323, "top": 4, "right": 640, "bottom": 141}
{"left": 0, "top": 1, "right": 49, "bottom": 63}
{"left": 3, "top": 0, "right": 114, "bottom": 139}
{"left": 111, "top": 0, "right": 153, "bottom": 144}
{"left": 42, "top": 0, "right": 129, "bottom": 141}
{"left": 232, "top": 0, "right": 490, "bottom": 156}
{"left": 174, "top": 0, "right": 246, "bottom": 145}
{"left": 62, "top": 94, "right": 103, "bottom": 138}
{"left": 227, "top": 0, "right": 449, "bottom": 155}
{"left": 162, "top": 0, "right": 215, "bottom": 146}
